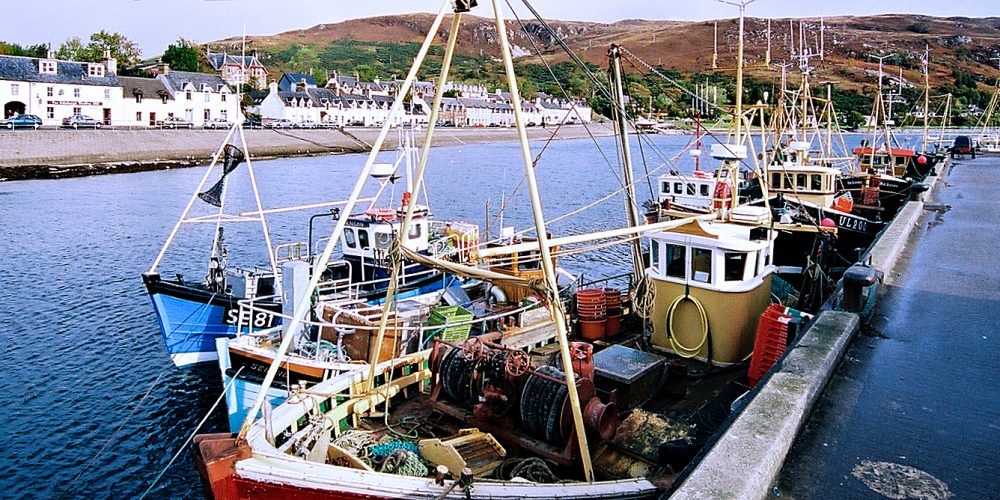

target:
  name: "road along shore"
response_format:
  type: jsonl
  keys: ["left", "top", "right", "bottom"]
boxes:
{"left": 0, "top": 123, "right": 615, "bottom": 181}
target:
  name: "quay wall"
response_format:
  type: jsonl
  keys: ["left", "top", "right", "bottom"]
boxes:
{"left": 0, "top": 123, "right": 615, "bottom": 181}
{"left": 672, "top": 168, "right": 946, "bottom": 499}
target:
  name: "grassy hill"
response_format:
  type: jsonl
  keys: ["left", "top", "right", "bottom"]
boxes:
{"left": 209, "top": 13, "right": 1000, "bottom": 124}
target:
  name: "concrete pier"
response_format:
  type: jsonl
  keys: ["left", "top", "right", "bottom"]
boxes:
{"left": 775, "top": 157, "right": 1000, "bottom": 498}
{"left": 0, "top": 123, "right": 615, "bottom": 180}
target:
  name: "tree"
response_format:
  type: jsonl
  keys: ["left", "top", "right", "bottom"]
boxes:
{"left": 162, "top": 39, "right": 200, "bottom": 72}
{"left": 0, "top": 42, "right": 47, "bottom": 58}
{"left": 288, "top": 46, "right": 320, "bottom": 75}
{"left": 56, "top": 31, "right": 141, "bottom": 68}
{"left": 354, "top": 64, "right": 378, "bottom": 82}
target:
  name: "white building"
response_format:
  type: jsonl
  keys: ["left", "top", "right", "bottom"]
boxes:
{"left": 157, "top": 68, "right": 240, "bottom": 125}
{"left": 259, "top": 73, "right": 424, "bottom": 127}
{"left": 118, "top": 76, "right": 175, "bottom": 127}
{"left": 0, "top": 51, "right": 124, "bottom": 126}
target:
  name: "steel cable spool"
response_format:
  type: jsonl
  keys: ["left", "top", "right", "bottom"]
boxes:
{"left": 520, "top": 365, "right": 569, "bottom": 442}
{"left": 440, "top": 348, "right": 476, "bottom": 407}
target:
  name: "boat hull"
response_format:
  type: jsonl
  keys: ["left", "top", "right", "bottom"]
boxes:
{"left": 218, "top": 340, "right": 292, "bottom": 431}
{"left": 143, "top": 273, "right": 250, "bottom": 367}
{"left": 649, "top": 276, "right": 772, "bottom": 365}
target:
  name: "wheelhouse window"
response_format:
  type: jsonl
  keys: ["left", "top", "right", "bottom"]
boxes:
{"left": 673, "top": 183, "right": 683, "bottom": 195}
{"left": 810, "top": 174, "right": 823, "bottom": 191}
{"left": 691, "top": 248, "right": 712, "bottom": 283}
{"left": 700, "top": 184, "right": 710, "bottom": 197}
{"left": 724, "top": 252, "right": 747, "bottom": 282}
{"left": 686, "top": 183, "right": 696, "bottom": 195}
{"left": 771, "top": 173, "right": 781, "bottom": 189}
{"left": 661, "top": 181, "right": 670, "bottom": 195}
{"left": 357, "top": 229, "right": 370, "bottom": 249}
{"left": 374, "top": 231, "right": 392, "bottom": 250}
{"left": 650, "top": 239, "right": 660, "bottom": 271}
{"left": 344, "top": 228, "right": 357, "bottom": 248}
{"left": 665, "top": 243, "right": 686, "bottom": 279}
{"left": 796, "top": 173, "right": 807, "bottom": 189}
{"left": 408, "top": 222, "right": 422, "bottom": 240}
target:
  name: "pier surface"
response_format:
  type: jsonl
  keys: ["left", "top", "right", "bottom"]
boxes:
{"left": 775, "top": 157, "right": 1000, "bottom": 498}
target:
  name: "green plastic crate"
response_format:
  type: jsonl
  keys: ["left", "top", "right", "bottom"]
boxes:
{"left": 428, "top": 305, "right": 474, "bottom": 342}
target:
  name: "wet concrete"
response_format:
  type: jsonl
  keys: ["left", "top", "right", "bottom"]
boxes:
{"left": 774, "top": 157, "right": 1000, "bottom": 499}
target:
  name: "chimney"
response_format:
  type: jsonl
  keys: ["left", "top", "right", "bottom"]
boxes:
{"left": 158, "top": 62, "right": 170, "bottom": 75}
{"left": 47, "top": 50, "right": 56, "bottom": 60}
{"left": 103, "top": 49, "right": 117, "bottom": 75}
{"left": 268, "top": 81, "right": 278, "bottom": 95}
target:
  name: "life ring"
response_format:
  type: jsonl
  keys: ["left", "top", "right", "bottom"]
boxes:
{"left": 365, "top": 208, "right": 397, "bottom": 221}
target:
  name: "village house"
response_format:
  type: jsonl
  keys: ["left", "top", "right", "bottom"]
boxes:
{"left": 0, "top": 51, "right": 123, "bottom": 126}
{"left": 156, "top": 65, "right": 241, "bottom": 125}
{"left": 118, "top": 75, "right": 174, "bottom": 127}
{"left": 259, "top": 72, "right": 425, "bottom": 127}
{"left": 206, "top": 49, "right": 267, "bottom": 89}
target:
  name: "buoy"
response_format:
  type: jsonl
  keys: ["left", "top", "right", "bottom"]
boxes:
{"left": 820, "top": 217, "right": 837, "bottom": 228}
{"left": 916, "top": 155, "right": 927, "bottom": 165}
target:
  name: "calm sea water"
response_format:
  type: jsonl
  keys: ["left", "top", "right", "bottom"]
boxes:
{"left": 0, "top": 132, "right": 695, "bottom": 498}
{"left": 0, "top": 129, "right": 912, "bottom": 497}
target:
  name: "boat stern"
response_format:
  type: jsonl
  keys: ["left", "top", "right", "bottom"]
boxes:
{"left": 193, "top": 433, "right": 250, "bottom": 500}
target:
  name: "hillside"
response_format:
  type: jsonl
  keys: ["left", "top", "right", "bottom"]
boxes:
{"left": 209, "top": 13, "right": 1000, "bottom": 123}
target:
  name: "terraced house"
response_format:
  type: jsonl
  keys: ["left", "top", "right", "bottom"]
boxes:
{"left": 0, "top": 51, "right": 123, "bottom": 126}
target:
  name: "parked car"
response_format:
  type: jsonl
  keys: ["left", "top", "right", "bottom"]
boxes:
{"left": 203, "top": 118, "right": 232, "bottom": 129}
{"left": 296, "top": 120, "right": 318, "bottom": 129}
{"left": 61, "top": 114, "right": 102, "bottom": 129}
{"left": 950, "top": 135, "right": 976, "bottom": 159}
{"left": 157, "top": 116, "right": 195, "bottom": 129}
{"left": 347, "top": 120, "right": 365, "bottom": 127}
{"left": 265, "top": 119, "right": 293, "bottom": 129}
{"left": 1, "top": 113, "right": 42, "bottom": 130}
{"left": 242, "top": 118, "right": 262, "bottom": 129}
{"left": 319, "top": 120, "right": 339, "bottom": 129}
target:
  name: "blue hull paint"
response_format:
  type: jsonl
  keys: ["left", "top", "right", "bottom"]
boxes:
{"left": 217, "top": 339, "right": 287, "bottom": 431}
{"left": 148, "top": 291, "right": 236, "bottom": 366}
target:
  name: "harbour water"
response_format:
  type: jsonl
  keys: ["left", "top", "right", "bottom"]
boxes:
{"left": 1, "top": 134, "right": 697, "bottom": 497}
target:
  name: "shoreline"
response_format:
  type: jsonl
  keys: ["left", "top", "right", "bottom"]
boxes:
{"left": 0, "top": 123, "right": 616, "bottom": 182}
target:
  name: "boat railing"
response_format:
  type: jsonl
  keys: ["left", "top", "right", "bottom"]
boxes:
{"left": 233, "top": 290, "right": 543, "bottom": 346}
{"left": 275, "top": 241, "right": 309, "bottom": 264}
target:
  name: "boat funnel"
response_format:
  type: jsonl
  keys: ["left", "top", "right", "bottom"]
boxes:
{"left": 370, "top": 163, "right": 396, "bottom": 180}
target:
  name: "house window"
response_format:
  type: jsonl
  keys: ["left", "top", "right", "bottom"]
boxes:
{"left": 47, "top": 87, "right": 54, "bottom": 97}
{"left": 724, "top": 252, "right": 747, "bottom": 282}
{"left": 221, "top": 93, "right": 226, "bottom": 102}
{"left": 73, "top": 88, "right": 81, "bottom": 98}
{"left": 220, "top": 110, "right": 227, "bottom": 121}
{"left": 10, "top": 84, "right": 18, "bottom": 96}
{"left": 691, "top": 248, "right": 712, "bottom": 283}
{"left": 40, "top": 61, "right": 57, "bottom": 74}
{"left": 665, "top": 244, "right": 686, "bottom": 279}
{"left": 204, "top": 109, "right": 210, "bottom": 121}
{"left": 204, "top": 92, "right": 210, "bottom": 103}
{"left": 73, "top": 107, "right": 82, "bottom": 114}
{"left": 104, "top": 89, "right": 111, "bottom": 99}
{"left": 186, "top": 90, "right": 192, "bottom": 100}
{"left": 136, "top": 112, "right": 142, "bottom": 122}
{"left": 88, "top": 64, "right": 104, "bottom": 77}
{"left": 46, "top": 107, "right": 54, "bottom": 119}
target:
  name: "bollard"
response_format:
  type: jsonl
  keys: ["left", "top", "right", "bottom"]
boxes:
{"left": 841, "top": 265, "right": 879, "bottom": 313}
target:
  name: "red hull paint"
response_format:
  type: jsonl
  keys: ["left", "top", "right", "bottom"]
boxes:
{"left": 235, "top": 476, "right": 385, "bottom": 499}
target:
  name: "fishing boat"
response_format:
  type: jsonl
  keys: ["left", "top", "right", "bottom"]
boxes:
{"left": 193, "top": 2, "right": 821, "bottom": 498}
{"left": 143, "top": 127, "right": 285, "bottom": 368}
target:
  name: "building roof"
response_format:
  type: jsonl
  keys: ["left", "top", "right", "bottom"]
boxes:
{"left": 207, "top": 53, "right": 262, "bottom": 70}
{"left": 160, "top": 70, "right": 230, "bottom": 93}
{"left": 278, "top": 72, "right": 317, "bottom": 92}
{"left": 0, "top": 54, "right": 120, "bottom": 87}
{"left": 118, "top": 76, "right": 172, "bottom": 100}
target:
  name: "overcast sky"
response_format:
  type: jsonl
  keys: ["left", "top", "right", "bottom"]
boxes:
{"left": 2, "top": 0, "right": 997, "bottom": 57}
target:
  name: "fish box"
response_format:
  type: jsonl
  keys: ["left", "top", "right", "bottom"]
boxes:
{"left": 593, "top": 345, "right": 666, "bottom": 411}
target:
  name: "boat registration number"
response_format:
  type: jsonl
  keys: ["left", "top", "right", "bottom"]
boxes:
{"left": 838, "top": 215, "right": 868, "bottom": 232}
{"left": 225, "top": 307, "right": 277, "bottom": 328}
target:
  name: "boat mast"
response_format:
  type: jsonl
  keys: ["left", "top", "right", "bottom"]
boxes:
{"left": 608, "top": 45, "right": 645, "bottom": 285}
{"left": 236, "top": 3, "right": 453, "bottom": 441}
{"left": 490, "top": 0, "right": 595, "bottom": 482}
{"left": 922, "top": 44, "right": 930, "bottom": 152}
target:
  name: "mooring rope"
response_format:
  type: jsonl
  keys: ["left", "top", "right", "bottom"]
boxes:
{"left": 138, "top": 365, "right": 245, "bottom": 499}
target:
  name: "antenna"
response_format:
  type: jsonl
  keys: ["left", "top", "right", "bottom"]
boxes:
{"left": 820, "top": 17, "right": 825, "bottom": 60}
{"left": 790, "top": 19, "right": 796, "bottom": 59}
{"left": 766, "top": 18, "right": 772, "bottom": 65}
{"left": 713, "top": 21, "right": 719, "bottom": 69}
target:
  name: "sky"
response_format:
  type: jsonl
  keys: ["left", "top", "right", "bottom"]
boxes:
{"left": 2, "top": 0, "right": 998, "bottom": 58}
